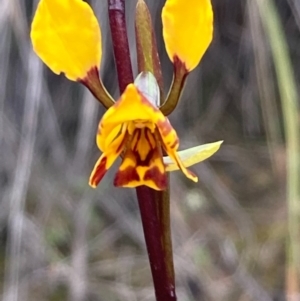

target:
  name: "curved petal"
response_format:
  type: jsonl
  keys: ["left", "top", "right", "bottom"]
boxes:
{"left": 31, "top": 0, "right": 101, "bottom": 81}
{"left": 89, "top": 154, "right": 110, "bottom": 188}
{"left": 96, "top": 122, "right": 123, "bottom": 152}
{"left": 164, "top": 141, "right": 223, "bottom": 171}
{"left": 89, "top": 127, "right": 127, "bottom": 188}
{"left": 162, "top": 0, "right": 213, "bottom": 71}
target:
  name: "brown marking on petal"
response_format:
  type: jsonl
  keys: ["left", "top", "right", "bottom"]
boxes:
{"left": 133, "top": 128, "right": 158, "bottom": 166}
{"left": 97, "top": 122, "right": 104, "bottom": 136}
{"left": 145, "top": 128, "right": 156, "bottom": 149}
{"left": 157, "top": 119, "right": 173, "bottom": 137}
{"left": 144, "top": 166, "right": 167, "bottom": 190}
{"left": 156, "top": 121, "right": 179, "bottom": 151}
{"left": 169, "top": 138, "right": 179, "bottom": 150}
{"left": 114, "top": 166, "right": 140, "bottom": 187}
{"left": 132, "top": 129, "right": 142, "bottom": 152}
{"left": 135, "top": 149, "right": 155, "bottom": 166}
{"left": 77, "top": 66, "right": 99, "bottom": 84}
{"left": 113, "top": 126, "right": 167, "bottom": 190}
{"left": 89, "top": 156, "right": 108, "bottom": 188}
{"left": 173, "top": 55, "right": 188, "bottom": 74}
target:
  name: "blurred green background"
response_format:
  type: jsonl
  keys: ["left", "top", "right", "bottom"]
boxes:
{"left": 1, "top": 0, "right": 300, "bottom": 300}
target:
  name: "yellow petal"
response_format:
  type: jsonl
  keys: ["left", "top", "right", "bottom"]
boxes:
{"left": 31, "top": 0, "right": 101, "bottom": 81}
{"left": 164, "top": 141, "right": 223, "bottom": 171}
{"left": 89, "top": 126, "right": 128, "bottom": 188}
{"left": 97, "top": 84, "right": 167, "bottom": 142}
{"left": 96, "top": 83, "right": 168, "bottom": 154}
{"left": 89, "top": 154, "right": 109, "bottom": 188}
{"left": 102, "top": 84, "right": 161, "bottom": 124}
{"left": 162, "top": 0, "right": 213, "bottom": 71}
{"left": 96, "top": 122, "right": 124, "bottom": 152}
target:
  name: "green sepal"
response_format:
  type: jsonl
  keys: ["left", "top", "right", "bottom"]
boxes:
{"left": 164, "top": 141, "right": 223, "bottom": 171}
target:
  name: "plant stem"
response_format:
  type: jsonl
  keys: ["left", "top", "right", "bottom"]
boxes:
{"left": 137, "top": 186, "right": 176, "bottom": 301}
{"left": 108, "top": 0, "right": 134, "bottom": 93}
{"left": 108, "top": 2, "right": 176, "bottom": 300}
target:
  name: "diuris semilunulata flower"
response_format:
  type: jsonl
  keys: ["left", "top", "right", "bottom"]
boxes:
{"left": 30, "top": 0, "right": 222, "bottom": 191}
{"left": 89, "top": 83, "right": 198, "bottom": 191}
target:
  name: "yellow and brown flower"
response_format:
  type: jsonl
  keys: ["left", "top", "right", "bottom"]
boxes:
{"left": 30, "top": 0, "right": 221, "bottom": 190}
{"left": 89, "top": 84, "right": 199, "bottom": 190}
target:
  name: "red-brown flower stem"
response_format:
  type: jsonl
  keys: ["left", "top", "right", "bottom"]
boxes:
{"left": 137, "top": 186, "right": 176, "bottom": 301}
{"left": 108, "top": 2, "right": 176, "bottom": 300}
{"left": 108, "top": 0, "right": 133, "bottom": 93}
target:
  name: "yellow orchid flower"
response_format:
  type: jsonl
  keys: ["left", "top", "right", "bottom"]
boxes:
{"left": 30, "top": 1, "right": 220, "bottom": 296}
{"left": 89, "top": 82, "right": 222, "bottom": 191}
{"left": 30, "top": 0, "right": 220, "bottom": 191}
{"left": 89, "top": 83, "right": 187, "bottom": 190}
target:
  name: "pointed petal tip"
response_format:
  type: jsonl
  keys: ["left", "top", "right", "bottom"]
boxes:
{"left": 89, "top": 173, "right": 102, "bottom": 189}
{"left": 190, "top": 173, "right": 198, "bottom": 183}
{"left": 180, "top": 164, "right": 198, "bottom": 183}
{"left": 89, "top": 156, "right": 108, "bottom": 188}
{"left": 89, "top": 181, "right": 97, "bottom": 189}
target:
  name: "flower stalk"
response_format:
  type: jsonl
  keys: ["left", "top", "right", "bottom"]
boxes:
{"left": 137, "top": 186, "right": 176, "bottom": 301}
{"left": 78, "top": 67, "right": 114, "bottom": 109}
{"left": 108, "top": 1, "right": 176, "bottom": 300}
{"left": 108, "top": 0, "right": 134, "bottom": 93}
{"left": 160, "top": 57, "right": 188, "bottom": 116}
